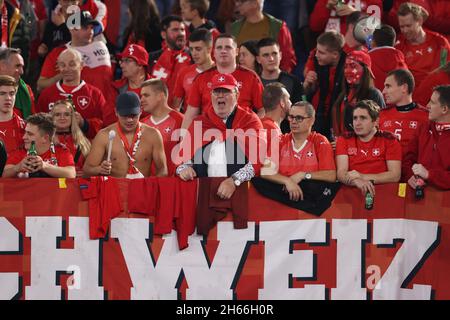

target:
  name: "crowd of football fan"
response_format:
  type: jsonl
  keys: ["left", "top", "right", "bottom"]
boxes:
{"left": 0, "top": 0, "right": 449, "bottom": 207}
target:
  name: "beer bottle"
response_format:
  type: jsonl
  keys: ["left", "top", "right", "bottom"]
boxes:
{"left": 28, "top": 141, "right": 37, "bottom": 156}
{"left": 415, "top": 177, "right": 425, "bottom": 200}
{"left": 365, "top": 192, "right": 374, "bottom": 210}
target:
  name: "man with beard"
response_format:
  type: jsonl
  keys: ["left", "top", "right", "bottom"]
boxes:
{"left": 83, "top": 92, "right": 167, "bottom": 179}
{"left": 150, "top": 15, "right": 191, "bottom": 106}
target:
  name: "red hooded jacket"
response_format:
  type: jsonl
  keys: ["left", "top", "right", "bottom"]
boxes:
{"left": 368, "top": 46, "right": 409, "bottom": 92}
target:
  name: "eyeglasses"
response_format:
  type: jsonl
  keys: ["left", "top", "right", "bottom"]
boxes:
{"left": 287, "top": 115, "right": 311, "bottom": 123}
{"left": 212, "top": 88, "right": 233, "bottom": 97}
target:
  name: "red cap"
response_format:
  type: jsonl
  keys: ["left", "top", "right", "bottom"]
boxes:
{"left": 118, "top": 44, "right": 149, "bottom": 67}
{"left": 210, "top": 73, "right": 238, "bottom": 91}
{"left": 347, "top": 50, "right": 376, "bottom": 79}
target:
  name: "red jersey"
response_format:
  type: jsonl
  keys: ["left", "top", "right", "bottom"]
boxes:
{"left": 141, "top": 110, "right": 184, "bottom": 176}
{"left": 37, "top": 81, "right": 112, "bottom": 139}
{"left": 335, "top": 131, "right": 402, "bottom": 174}
{"left": 278, "top": 132, "right": 336, "bottom": 176}
{"left": 261, "top": 116, "right": 281, "bottom": 158}
{"left": 403, "top": 122, "right": 450, "bottom": 189}
{"left": 173, "top": 64, "right": 202, "bottom": 103}
{"left": 150, "top": 47, "right": 192, "bottom": 105}
{"left": 396, "top": 30, "right": 450, "bottom": 87}
{"left": 78, "top": 177, "right": 123, "bottom": 239}
{"left": 7, "top": 144, "right": 75, "bottom": 167}
{"left": 0, "top": 114, "right": 25, "bottom": 154}
{"left": 40, "top": 42, "right": 113, "bottom": 95}
{"left": 187, "top": 66, "right": 264, "bottom": 113}
{"left": 379, "top": 105, "right": 429, "bottom": 157}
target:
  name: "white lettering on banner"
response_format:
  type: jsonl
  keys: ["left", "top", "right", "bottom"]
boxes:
{"left": 25, "top": 217, "right": 103, "bottom": 300}
{"left": 110, "top": 219, "right": 255, "bottom": 300}
{"left": 68, "top": 41, "right": 111, "bottom": 69}
{"left": 258, "top": 220, "right": 327, "bottom": 300}
{"left": 0, "top": 218, "right": 20, "bottom": 300}
{"left": 372, "top": 219, "right": 438, "bottom": 300}
{"left": 331, "top": 219, "right": 367, "bottom": 300}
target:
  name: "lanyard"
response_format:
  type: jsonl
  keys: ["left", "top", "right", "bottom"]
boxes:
{"left": 116, "top": 123, "right": 142, "bottom": 174}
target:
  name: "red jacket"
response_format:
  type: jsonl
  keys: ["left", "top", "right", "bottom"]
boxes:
{"left": 368, "top": 46, "right": 409, "bottom": 92}
{"left": 402, "top": 121, "right": 450, "bottom": 189}
{"left": 310, "top": 0, "right": 382, "bottom": 34}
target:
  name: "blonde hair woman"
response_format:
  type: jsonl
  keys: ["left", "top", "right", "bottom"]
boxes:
{"left": 50, "top": 99, "right": 91, "bottom": 175}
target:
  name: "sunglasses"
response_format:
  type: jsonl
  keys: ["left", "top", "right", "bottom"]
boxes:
{"left": 287, "top": 115, "right": 311, "bottom": 123}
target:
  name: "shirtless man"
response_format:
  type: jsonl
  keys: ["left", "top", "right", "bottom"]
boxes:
{"left": 83, "top": 92, "right": 168, "bottom": 178}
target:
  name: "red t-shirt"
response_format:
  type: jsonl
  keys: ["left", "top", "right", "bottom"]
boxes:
{"left": 187, "top": 66, "right": 264, "bottom": 113}
{"left": 396, "top": 30, "right": 450, "bottom": 87}
{"left": 173, "top": 64, "right": 202, "bottom": 102}
{"left": 141, "top": 110, "right": 184, "bottom": 176}
{"left": 379, "top": 106, "right": 429, "bottom": 157}
{"left": 150, "top": 48, "right": 192, "bottom": 105}
{"left": 335, "top": 132, "right": 402, "bottom": 174}
{"left": 277, "top": 132, "right": 336, "bottom": 176}
{"left": 0, "top": 114, "right": 25, "bottom": 154}
{"left": 37, "top": 81, "right": 112, "bottom": 138}
{"left": 7, "top": 144, "right": 75, "bottom": 167}
{"left": 261, "top": 116, "right": 282, "bottom": 158}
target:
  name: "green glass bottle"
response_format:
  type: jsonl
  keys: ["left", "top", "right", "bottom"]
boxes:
{"left": 28, "top": 141, "right": 37, "bottom": 157}
{"left": 365, "top": 192, "right": 374, "bottom": 210}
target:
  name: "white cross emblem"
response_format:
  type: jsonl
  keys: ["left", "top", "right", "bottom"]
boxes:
{"left": 176, "top": 54, "right": 188, "bottom": 63}
{"left": 79, "top": 98, "right": 88, "bottom": 106}
{"left": 410, "top": 121, "right": 418, "bottom": 129}
{"left": 372, "top": 148, "right": 380, "bottom": 156}
{"left": 307, "top": 151, "right": 313, "bottom": 157}
{"left": 427, "top": 47, "right": 433, "bottom": 53}
{"left": 129, "top": 45, "right": 134, "bottom": 55}
{"left": 218, "top": 76, "right": 225, "bottom": 82}
{"left": 164, "top": 127, "right": 171, "bottom": 133}
{"left": 153, "top": 67, "right": 168, "bottom": 79}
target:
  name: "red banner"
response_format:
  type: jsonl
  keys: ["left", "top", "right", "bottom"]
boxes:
{"left": 0, "top": 178, "right": 449, "bottom": 300}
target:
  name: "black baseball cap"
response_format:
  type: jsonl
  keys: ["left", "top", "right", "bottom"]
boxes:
{"left": 116, "top": 92, "right": 141, "bottom": 116}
